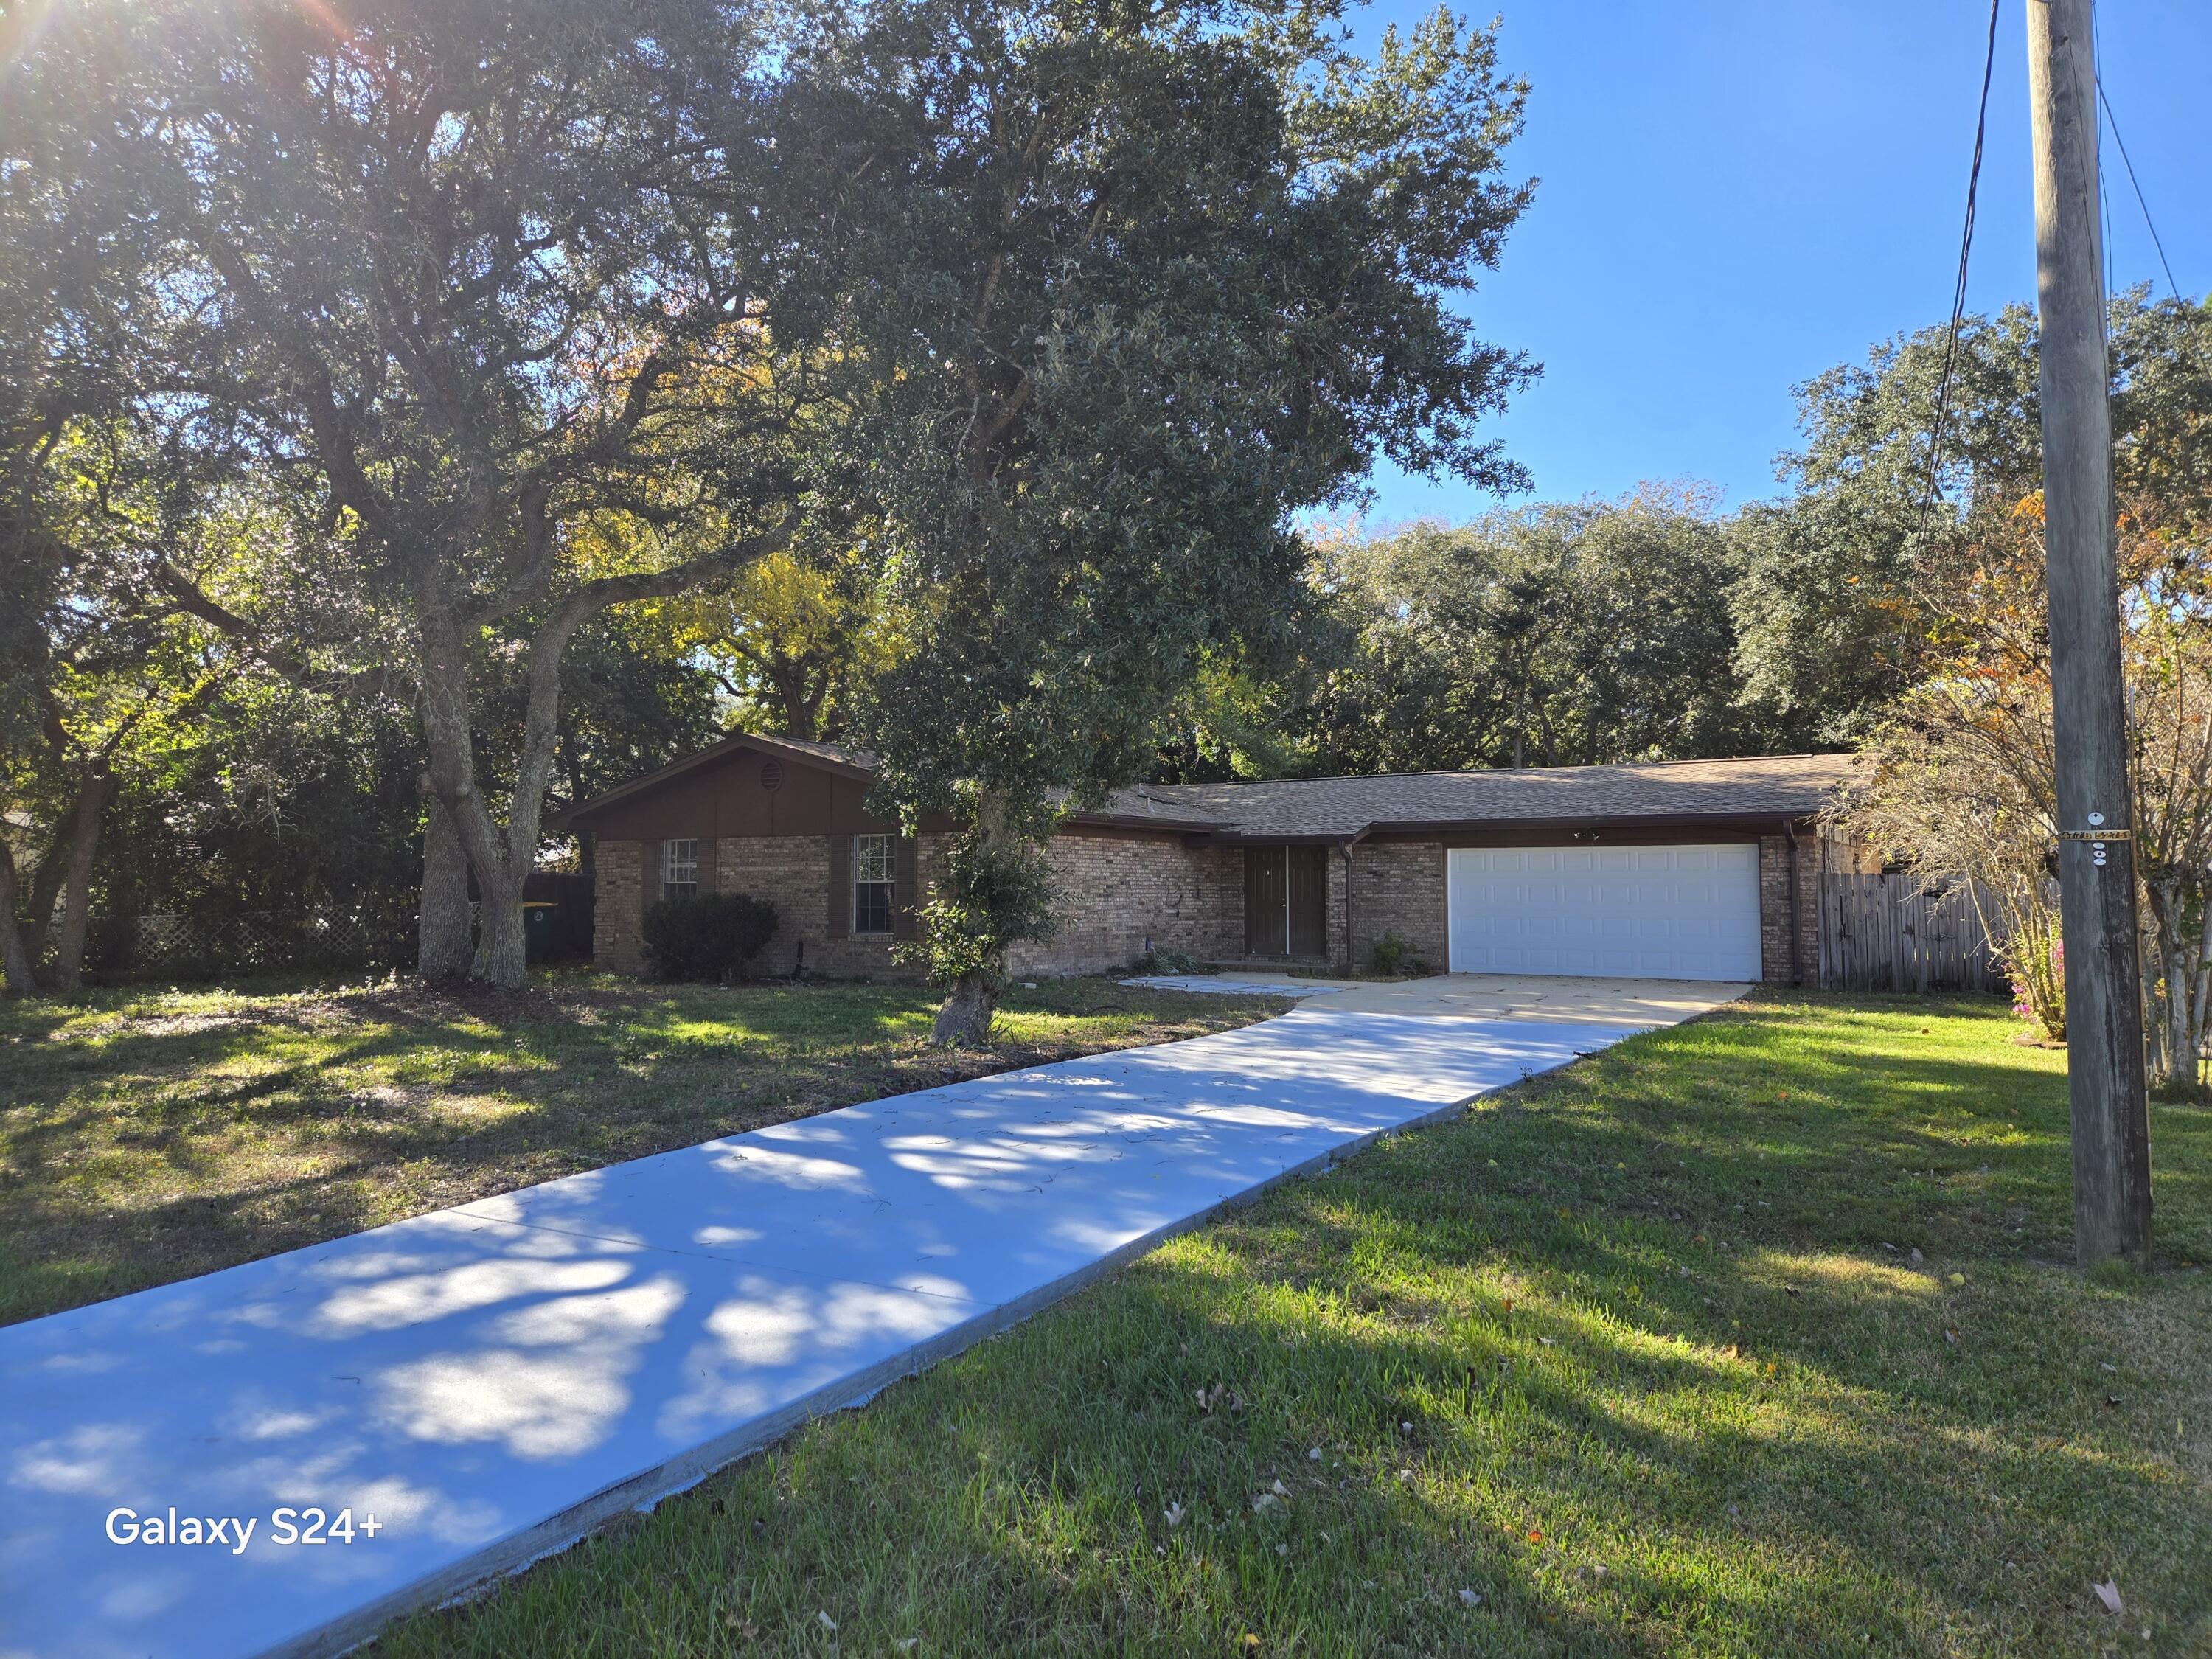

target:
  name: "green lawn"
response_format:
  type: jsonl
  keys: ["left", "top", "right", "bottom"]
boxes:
{"left": 372, "top": 992, "right": 2212, "bottom": 1658}
{"left": 0, "top": 973, "right": 1280, "bottom": 1326}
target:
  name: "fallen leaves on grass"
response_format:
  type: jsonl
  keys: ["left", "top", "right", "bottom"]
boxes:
{"left": 2094, "top": 1579, "right": 2124, "bottom": 1615}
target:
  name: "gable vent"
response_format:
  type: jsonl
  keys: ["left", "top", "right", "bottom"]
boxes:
{"left": 759, "top": 759, "right": 785, "bottom": 792}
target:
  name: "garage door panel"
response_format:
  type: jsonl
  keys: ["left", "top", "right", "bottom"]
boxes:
{"left": 1447, "top": 844, "right": 1760, "bottom": 981}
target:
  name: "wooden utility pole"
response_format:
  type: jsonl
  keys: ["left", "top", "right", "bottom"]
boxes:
{"left": 2025, "top": 0, "right": 2153, "bottom": 1265}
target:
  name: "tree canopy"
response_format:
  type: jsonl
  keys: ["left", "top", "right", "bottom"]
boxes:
{"left": 788, "top": 0, "right": 1536, "bottom": 1034}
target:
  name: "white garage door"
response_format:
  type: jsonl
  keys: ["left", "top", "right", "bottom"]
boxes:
{"left": 1446, "top": 844, "right": 1761, "bottom": 981}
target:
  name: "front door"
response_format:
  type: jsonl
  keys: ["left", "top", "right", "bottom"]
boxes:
{"left": 1245, "top": 844, "right": 1287, "bottom": 955}
{"left": 1287, "top": 845, "right": 1329, "bottom": 957}
{"left": 1245, "top": 844, "right": 1329, "bottom": 958}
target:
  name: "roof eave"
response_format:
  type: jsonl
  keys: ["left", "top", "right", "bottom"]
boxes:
{"left": 1060, "top": 810, "right": 1228, "bottom": 835}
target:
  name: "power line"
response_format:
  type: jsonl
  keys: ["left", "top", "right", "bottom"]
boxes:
{"left": 1918, "top": 0, "right": 2002, "bottom": 536}
{"left": 2095, "top": 74, "right": 2181, "bottom": 299}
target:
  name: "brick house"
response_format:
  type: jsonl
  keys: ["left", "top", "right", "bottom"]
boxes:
{"left": 553, "top": 734, "right": 1857, "bottom": 985}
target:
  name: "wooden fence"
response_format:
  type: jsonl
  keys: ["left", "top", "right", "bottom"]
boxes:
{"left": 1818, "top": 873, "right": 2007, "bottom": 993}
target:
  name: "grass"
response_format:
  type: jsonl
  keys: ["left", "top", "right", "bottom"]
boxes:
{"left": 369, "top": 991, "right": 2212, "bottom": 1658}
{"left": 0, "top": 971, "right": 1281, "bottom": 1326}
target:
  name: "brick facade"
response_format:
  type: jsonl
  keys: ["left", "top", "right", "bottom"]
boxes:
{"left": 1758, "top": 830, "right": 1820, "bottom": 986}
{"left": 598, "top": 828, "right": 1232, "bottom": 981}
{"left": 1006, "top": 832, "right": 1235, "bottom": 978}
{"left": 1344, "top": 840, "right": 1449, "bottom": 974}
{"left": 593, "top": 838, "right": 645, "bottom": 973}
{"left": 597, "top": 824, "right": 1825, "bottom": 987}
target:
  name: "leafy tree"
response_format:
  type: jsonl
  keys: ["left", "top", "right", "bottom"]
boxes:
{"left": 11, "top": 0, "right": 844, "bottom": 986}
{"left": 801, "top": 0, "right": 1535, "bottom": 1040}
{"left": 0, "top": 181, "right": 247, "bottom": 991}
{"left": 667, "top": 546, "right": 894, "bottom": 741}
{"left": 1848, "top": 489, "right": 2212, "bottom": 1086}
{"left": 1733, "top": 290, "right": 2212, "bottom": 741}
{"left": 1300, "top": 490, "right": 1761, "bottom": 774}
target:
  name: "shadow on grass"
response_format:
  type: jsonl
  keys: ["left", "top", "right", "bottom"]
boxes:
{"left": 378, "top": 995, "right": 2212, "bottom": 1658}
{"left": 0, "top": 977, "right": 1283, "bottom": 1326}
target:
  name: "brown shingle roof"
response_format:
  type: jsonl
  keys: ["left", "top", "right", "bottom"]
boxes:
{"left": 1085, "top": 754, "right": 1855, "bottom": 839}
{"left": 558, "top": 727, "right": 1854, "bottom": 841}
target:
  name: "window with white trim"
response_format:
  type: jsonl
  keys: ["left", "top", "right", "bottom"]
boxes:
{"left": 661, "top": 838, "right": 699, "bottom": 901}
{"left": 852, "top": 834, "right": 894, "bottom": 936}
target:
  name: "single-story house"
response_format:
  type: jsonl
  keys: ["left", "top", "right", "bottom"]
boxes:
{"left": 552, "top": 734, "right": 1859, "bottom": 985}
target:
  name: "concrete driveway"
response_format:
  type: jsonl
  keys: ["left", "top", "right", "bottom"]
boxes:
{"left": 0, "top": 975, "right": 1742, "bottom": 1659}
{"left": 1125, "top": 970, "right": 1749, "bottom": 1026}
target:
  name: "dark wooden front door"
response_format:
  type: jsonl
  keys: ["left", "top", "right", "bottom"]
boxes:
{"left": 1245, "top": 844, "right": 1328, "bottom": 958}
{"left": 1245, "top": 844, "right": 1287, "bottom": 955}
{"left": 1287, "top": 844, "right": 1328, "bottom": 957}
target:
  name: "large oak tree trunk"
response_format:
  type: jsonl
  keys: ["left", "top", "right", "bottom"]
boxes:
{"left": 413, "top": 582, "right": 591, "bottom": 991}
{"left": 416, "top": 791, "right": 474, "bottom": 984}
{"left": 49, "top": 765, "right": 112, "bottom": 993}
{"left": 470, "top": 864, "right": 529, "bottom": 986}
{"left": 0, "top": 841, "right": 38, "bottom": 994}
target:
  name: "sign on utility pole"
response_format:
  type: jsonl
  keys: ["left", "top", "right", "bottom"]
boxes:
{"left": 2025, "top": 0, "right": 2153, "bottom": 1265}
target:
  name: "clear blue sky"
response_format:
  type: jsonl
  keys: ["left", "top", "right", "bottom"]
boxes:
{"left": 1360, "top": 0, "right": 2212, "bottom": 526}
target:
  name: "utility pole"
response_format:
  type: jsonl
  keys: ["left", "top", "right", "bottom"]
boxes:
{"left": 2025, "top": 0, "right": 2153, "bottom": 1265}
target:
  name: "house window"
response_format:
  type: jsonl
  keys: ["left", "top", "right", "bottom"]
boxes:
{"left": 852, "top": 834, "right": 894, "bottom": 936}
{"left": 662, "top": 839, "right": 699, "bottom": 901}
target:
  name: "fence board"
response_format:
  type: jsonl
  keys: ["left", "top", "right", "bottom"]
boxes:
{"left": 1818, "top": 874, "right": 2006, "bottom": 994}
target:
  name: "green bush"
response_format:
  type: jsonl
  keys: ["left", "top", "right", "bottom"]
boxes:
{"left": 1371, "top": 928, "right": 1414, "bottom": 976}
{"left": 1135, "top": 947, "right": 1208, "bottom": 976}
{"left": 641, "top": 892, "right": 779, "bottom": 981}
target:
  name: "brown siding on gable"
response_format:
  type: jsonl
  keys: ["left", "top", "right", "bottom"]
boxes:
{"left": 569, "top": 740, "right": 949, "bottom": 844}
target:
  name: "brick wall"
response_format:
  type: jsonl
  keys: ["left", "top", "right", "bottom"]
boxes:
{"left": 599, "top": 826, "right": 1821, "bottom": 986}
{"left": 597, "top": 829, "right": 1231, "bottom": 981}
{"left": 1324, "top": 849, "right": 1350, "bottom": 973}
{"left": 594, "top": 840, "right": 644, "bottom": 972}
{"left": 1346, "top": 841, "right": 1448, "bottom": 973}
{"left": 1006, "top": 834, "right": 1233, "bottom": 978}
{"left": 595, "top": 832, "right": 936, "bottom": 980}
{"left": 1758, "top": 832, "right": 1818, "bottom": 986}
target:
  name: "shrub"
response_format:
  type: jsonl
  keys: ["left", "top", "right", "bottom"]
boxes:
{"left": 641, "top": 892, "right": 779, "bottom": 982}
{"left": 1135, "top": 947, "right": 1208, "bottom": 977}
{"left": 1371, "top": 928, "right": 1415, "bottom": 976}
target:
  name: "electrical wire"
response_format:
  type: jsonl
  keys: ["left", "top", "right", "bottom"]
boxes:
{"left": 1917, "top": 0, "right": 2002, "bottom": 538}
{"left": 2095, "top": 74, "right": 2181, "bottom": 300}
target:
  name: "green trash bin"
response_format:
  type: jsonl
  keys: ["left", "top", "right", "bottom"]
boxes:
{"left": 522, "top": 900, "right": 558, "bottom": 964}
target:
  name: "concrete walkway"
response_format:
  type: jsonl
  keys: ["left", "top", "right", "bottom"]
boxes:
{"left": 0, "top": 975, "right": 1742, "bottom": 1658}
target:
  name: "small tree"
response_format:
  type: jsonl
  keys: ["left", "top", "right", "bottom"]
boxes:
{"left": 1850, "top": 495, "right": 2212, "bottom": 1079}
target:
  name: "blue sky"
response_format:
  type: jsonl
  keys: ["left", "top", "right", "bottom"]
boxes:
{"left": 1358, "top": 1, "right": 2212, "bottom": 526}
